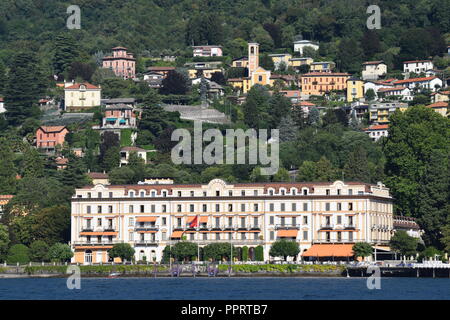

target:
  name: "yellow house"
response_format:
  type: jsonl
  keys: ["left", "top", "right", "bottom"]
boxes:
{"left": 269, "top": 53, "right": 292, "bottom": 70}
{"left": 231, "top": 57, "right": 248, "bottom": 68}
{"left": 185, "top": 62, "right": 223, "bottom": 79}
{"left": 431, "top": 91, "right": 449, "bottom": 103}
{"left": 64, "top": 81, "right": 101, "bottom": 112}
{"left": 301, "top": 72, "right": 350, "bottom": 96}
{"left": 288, "top": 57, "right": 314, "bottom": 69}
{"left": 426, "top": 102, "right": 448, "bottom": 117}
{"left": 346, "top": 78, "right": 365, "bottom": 102}
{"left": 310, "top": 61, "right": 335, "bottom": 72}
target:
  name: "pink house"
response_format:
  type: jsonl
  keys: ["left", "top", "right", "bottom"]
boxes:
{"left": 102, "top": 47, "right": 136, "bottom": 79}
{"left": 102, "top": 104, "right": 137, "bottom": 129}
{"left": 36, "top": 126, "right": 69, "bottom": 151}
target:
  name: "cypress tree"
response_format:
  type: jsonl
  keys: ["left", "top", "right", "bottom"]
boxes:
{"left": 4, "top": 51, "right": 44, "bottom": 126}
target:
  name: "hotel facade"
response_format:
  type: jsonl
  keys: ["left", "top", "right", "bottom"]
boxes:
{"left": 70, "top": 179, "right": 394, "bottom": 264}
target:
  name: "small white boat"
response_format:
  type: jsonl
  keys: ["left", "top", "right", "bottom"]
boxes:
{"left": 108, "top": 272, "right": 121, "bottom": 278}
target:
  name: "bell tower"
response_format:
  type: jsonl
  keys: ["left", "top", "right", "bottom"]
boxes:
{"left": 248, "top": 43, "right": 259, "bottom": 75}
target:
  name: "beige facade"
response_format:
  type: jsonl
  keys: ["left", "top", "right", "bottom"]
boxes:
{"left": 71, "top": 179, "right": 393, "bottom": 264}
{"left": 64, "top": 82, "right": 101, "bottom": 111}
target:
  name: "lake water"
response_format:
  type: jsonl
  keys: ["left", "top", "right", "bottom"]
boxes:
{"left": 0, "top": 277, "right": 449, "bottom": 300}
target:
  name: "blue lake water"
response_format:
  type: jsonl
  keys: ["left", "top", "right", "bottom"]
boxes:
{"left": 0, "top": 277, "right": 449, "bottom": 300}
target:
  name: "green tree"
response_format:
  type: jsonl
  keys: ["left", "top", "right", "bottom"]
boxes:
{"left": 160, "top": 70, "right": 188, "bottom": 95}
{"left": 171, "top": 241, "right": 198, "bottom": 262}
{"left": 297, "top": 161, "right": 317, "bottom": 181}
{"left": 273, "top": 168, "right": 290, "bottom": 182}
{"left": 336, "top": 37, "right": 364, "bottom": 73}
{"left": 0, "top": 224, "right": 10, "bottom": 262}
{"left": 47, "top": 243, "right": 73, "bottom": 263}
{"left": 441, "top": 224, "right": 450, "bottom": 254}
{"left": 109, "top": 243, "right": 135, "bottom": 262}
{"left": 352, "top": 242, "right": 373, "bottom": 261}
{"left": 7, "top": 244, "right": 30, "bottom": 264}
{"left": 255, "top": 245, "right": 264, "bottom": 261}
{"left": 243, "top": 85, "right": 270, "bottom": 129}
{"left": 203, "top": 243, "right": 234, "bottom": 261}
{"left": 383, "top": 106, "right": 449, "bottom": 247}
{"left": 365, "top": 88, "right": 376, "bottom": 101}
{"left": 0, "top": 138, "right": 17, "bottom": 194}
{"left": 4, "top": 51, "right": 44, "bottom": 126}
{"left": 315, "top": 157, "right": 338, "bottom": 182}
{"left": 269, "top": 239, "right": 300, "bottom": 261}
{"left": 0, "top": 60, "right": 6, "bottom": 95}
{"left": 389, "top": 230, "right": 418, "bottom": 258}
{"left": 31, "top": 205, "right": 71, "bottom": 245}
{"left": 344, "top": 146, "right": 370, "bottom": 182}
{"left": 242, "top": 246, "right": 249, "bottom": 262}
{"left": 53, "top": 33, "right": 79, "bottom": 78}
{"left": 307, "top": 106, "right": 320, "bottom": 127}
{"left": 22, "top": 147, "right": 45, "bottom": 178}
{"left": 29, "top": 240, "right": 49, "bottom": 262}
{"left": 109, "top": 166, "right": 136, "bottom": 185}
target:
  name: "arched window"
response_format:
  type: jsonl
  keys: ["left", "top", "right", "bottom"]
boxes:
{"left": 85, "top": 250, "right": 92, "bottom": 264}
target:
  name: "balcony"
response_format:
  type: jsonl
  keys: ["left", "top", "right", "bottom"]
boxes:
{"left": 344, "top": 224, "right": 356, "bottom": 230}
{"left": 320, "top": 224, "right": 334, "bottom": 230}
{"left": 275, "top": 224, "right": 300, "bottom": 230}
{"left": 168, "top": 239, "right": 264, "bottom": 245}
{"left": 134, "top": 240, "right": 158, "bottom": 246}
{"left": 135, "top": 224, "right": 158, "bottom": 232}
{"left": 73, "top": 240, "right": 121, "bottom": 247}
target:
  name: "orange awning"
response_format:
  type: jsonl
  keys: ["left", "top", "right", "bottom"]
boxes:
{"left": 302, "top": 244, "right": 354, "bottom": 257}
{"left": 137, "top": 230, "right": 157, "bottom": 233}
{"left": 171, "top": 231, "right": 184, "bottom": 238}
{"left": 187, "top": 216, "right": 197, "bottom": 223}
{"left": 79, "top": 232, "right": 118, "bottom": 236}
{"left": 199, "top": 216, "right": 209, "bottom": 223}
{"left": 136, "top": 217, "right": 157, "bottom": 222}
{"left": 277, "top": 230, "right": 298, "bottom": 238}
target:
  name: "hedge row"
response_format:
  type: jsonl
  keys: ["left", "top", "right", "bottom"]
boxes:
{"left": 24, "top": 265, "right": 169, "bottom": 275}
{"left": 217, "top": 264, "right": 345, "bottom": 273}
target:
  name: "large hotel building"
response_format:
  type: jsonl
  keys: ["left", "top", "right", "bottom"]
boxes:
{"left": 70, "top": 179, "right": 394, "bottom": 264}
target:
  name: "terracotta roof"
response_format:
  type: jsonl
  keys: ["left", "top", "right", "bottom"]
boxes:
{"left": 298, "top": 101, "right": 316, "bottom": 106}
{"left": 403, "top": 60, "right": 432, "bottom": 64}
{"left": 394, "top": 76, "right": 437, "bottom": 84}
{"left": 112, "top": 46, "right": 128, "bottom": 50}
{"left": 302, "top": 244, "right": 354, "bottom": 257}
{"left": 363, "top": 61, "right": 384, "bottom": 65}
{"left": 426, "top": 102, "right": 448, "bottom": 108}
{"left": 147, "top": 66, "right": 176, "bottom": 71}
{"left": 364, "top": 124, "right": 389, "bottom": 131}
{"left": 55, "top": 157, "right": 69, "bottom": 165}
{"left": 65, "top": 82, "right": 100, "bottom": 90}
{"left": 38, "top": 126, "right": 67, "bottom": 133}
{"left": 88, "top": 172, "right": 109, "bottom": 179}
{"left": 303, "top": 72, "right": 350, "bottom": 76}
{"left": 0, "top": 195, "right": 13, "bottom": 206}
{"left": 377, "top": 87, "right": 407, "bottom": 93}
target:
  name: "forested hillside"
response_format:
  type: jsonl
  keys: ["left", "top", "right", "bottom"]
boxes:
{"left": 0, "top": 0, "right": 448, "bottom": 71}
